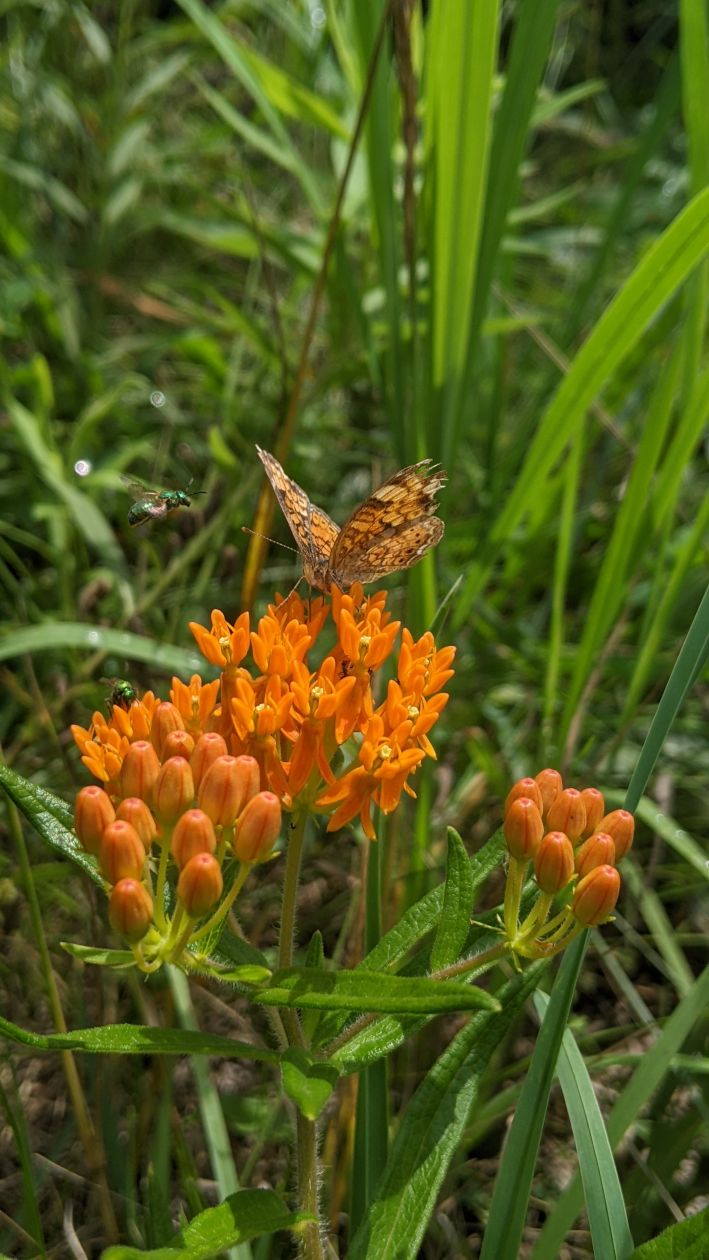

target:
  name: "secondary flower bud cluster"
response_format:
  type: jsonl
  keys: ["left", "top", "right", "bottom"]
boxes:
{"left": 73, "top": 723, "right": 281, "bottom": 963}
{"left": 501, "top": 768, "right": 635, "bottom": 957}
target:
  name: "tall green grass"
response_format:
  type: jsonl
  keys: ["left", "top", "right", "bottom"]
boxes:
{"left": 1, "top": 1, "right": 707, "bottom": 1257}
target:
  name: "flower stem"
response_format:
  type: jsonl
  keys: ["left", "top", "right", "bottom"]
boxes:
{"left": 503, "top": 856, "right": 527, "bottom": 940}
{"left": 279, "top": 810, "right": 308, "bottom": 971}
{"left": 188, "top": 861, "right": 250, "bottom": 945}
{"left": 154, "top": 826, "right": 172, "bottom": 931}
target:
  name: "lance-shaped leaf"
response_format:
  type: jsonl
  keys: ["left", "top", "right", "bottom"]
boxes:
{"left": 0, "top": 1013, "right": 277, "bottom": 1063}
{"left": 349, "top": 963, "right": 546, "bottom": 1260}
{"left": 252, "top": 967, "right": 500, "bottom": 1016}
{"left": 430, "top": 828, "right": 474, "bottom": 970}
{"left": 102, "top": 1188, "right": 312, "bottom": 1259}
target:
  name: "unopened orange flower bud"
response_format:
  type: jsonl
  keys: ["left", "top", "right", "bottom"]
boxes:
{"left": 171, "top": 809, "right": 217, "bottom": 869}
{"left": 580, "top": 788, "right": 605, "bottom": 837}
{"left": 503, "top": 797, "right": 544, "bottom": 861}
{"left": 121, "top": 740, "right": 161, "bottom": 803}
{"left": 534, "top": 831, "right": 575, "bottom": 894}
{"left": 598, "top": 809, "right": 635, "bottom": 860}
{"left": 109, "top": 878, "right": 154, "bottom": 942}
{"left": 504, "top": 777, "right": 543, "bottom": 815}
{"left": 177, "top": 852, "right": 223, "bottom": 917}
{"left": 190, "top": 732, "right": 229, "bottom": 789}
{"left": 154, "top": 756, "right": 195, "bottom": 824}
{"left": 572, "top": 864, "right": 620, "bottom": 925}
{"left": 116, "top": 797, "right": 158, "bottom": 850}
{"left": 75, "top": 786, "right": 116, "bottom": 856}
{"left": 150, "top": 701, "right": 185, "bottom": 758}
{"left": 161, "top": 729, "right": 195, "bottom": 761}
{"left": 233, "top": 791, "right": 282, "bottom": 863}
{"left": 534, "top": 768, "right": 563, "bottom": 814}
{"left": 100, "top": 820, "right": 146, "bottom": 884}
{"left": 198, "top": 754, "right": 260, "bottom": 827}
{"left": 575, "top": 832, "right": 616, "bottom": 880}
{"left": 547, "top": 787, "right": 586, "bottom": 843}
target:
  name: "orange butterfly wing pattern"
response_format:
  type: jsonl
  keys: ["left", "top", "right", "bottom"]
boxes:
{"left": 328, "top": 461, "right": 446, "bottom": 588}
{"left": 256, "top": 446, "right": 339, "bottom": 589}
{"left": 256, "top": 448, "right": 446, "bottom": 591}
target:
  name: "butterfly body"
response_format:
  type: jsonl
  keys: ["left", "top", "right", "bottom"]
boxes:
{"left": 256, "top": 446, "right": 446, "bottom": 591}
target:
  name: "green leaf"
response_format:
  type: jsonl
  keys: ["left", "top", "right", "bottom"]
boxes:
{"left": 252, "top": 967, "right": 500, "bottom": 1016}
{"left": 8, "top": 396, "right": 123, "bottom": 568}
{"left": 430, "top": 828, "right": 474, "bottom": 971}
{"left": 454, "top": 186, "right": 709, "bottom": 624}
{"left": 102, "top": 1189, "right": 312, "bottom": 1259}
{"left": 349, "top": 963, "right": 546, "bottom": 1260}
{"left": 627, "top": 1206, "right": 709, "bottom": 1259}
{"left": 0, "top": 764, "right": 104, "bottom": 888}
{"left": 0, "top": 1013, "right": 278, "bottom": 1063}
{"left": 480, "top": 935, "right": 587, "bottom": 1260}
{"left": 61, "top": 943, "right": 135, "bottom": 968}
{"left": 280, "top": 1048, "right": 339, "bottom": 1121}
{"left": 533, "top": 992, "right": 634, "bottom": 1260}
{"left": 360, "top": 831, "right": 506, "bottom": 975}
{"left": 0, "top": 622, "right": 208, "bottom": 677}
{"left": 531, "top": 963, "right": 709, "bottom": 1259}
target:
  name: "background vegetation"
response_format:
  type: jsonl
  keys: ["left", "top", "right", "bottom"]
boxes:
{"left": 0, "top": 0, "right": 707, "bottom": 1256}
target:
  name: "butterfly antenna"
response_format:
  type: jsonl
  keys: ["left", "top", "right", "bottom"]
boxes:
{"left": 241, "top": 525, "right": 298, "bottom": 554}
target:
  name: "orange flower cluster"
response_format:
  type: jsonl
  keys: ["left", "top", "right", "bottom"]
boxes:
{"left": 70, "top": 586, "right": 454, "bottom": 965}
{"left": 186, "top": 584, "right": 454, "bottom": 839}
{"left": 501, "top": 768, "right": 634, "bottom": 958}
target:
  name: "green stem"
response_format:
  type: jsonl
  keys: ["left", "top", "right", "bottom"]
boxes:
{"left": 277, "top": 810, "right": 323, "bottom": 1259}
{"left": 503, "top": 857, "right": 527, "bottom": 939}
{"left": 189, "top": 862, "right": 251, "bottom": 945}
{"left": 279, "top": 811, "right": 308, "bottom": 971}
{"left": 433, "top": 939, "right": 512, "bottom": 981}
{"left": 518, "top": 891, "right": 553, "bottom": 939}
{"left": 154, "top": 825, "right": 173, "bottom": 931}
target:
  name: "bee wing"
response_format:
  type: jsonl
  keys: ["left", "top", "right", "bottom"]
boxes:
{"left": 120, "top": 474, "right": 162, "bottom": 500}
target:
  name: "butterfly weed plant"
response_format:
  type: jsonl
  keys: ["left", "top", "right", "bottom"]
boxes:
{"left": 32, "top": 572, "right": 630, "bottom": 1259}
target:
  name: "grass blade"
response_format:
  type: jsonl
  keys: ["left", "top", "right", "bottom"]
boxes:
{"left": 454, "top": 186, "right": 709, "bottom": 625}
{"left": 534, "top": 991, "right": 634, "bottom": 1260}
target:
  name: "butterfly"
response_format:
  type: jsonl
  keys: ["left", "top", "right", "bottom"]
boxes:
{"left": 256, "top": 446, "right": 446, "bottom": 591}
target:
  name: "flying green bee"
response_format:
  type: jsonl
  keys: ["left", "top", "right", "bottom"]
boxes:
{"left": 102, "top": 678, "right": 138, "bottom": 711}
{"left": 121, "top": 475, "right": 204, "bottom": 527}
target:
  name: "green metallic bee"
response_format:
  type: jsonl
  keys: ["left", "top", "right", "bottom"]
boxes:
{"left": 102, "top": 677, "right": 138, "bottom": 711}
{"left": 121, "top": 475, "right": 204, "bottom": 527}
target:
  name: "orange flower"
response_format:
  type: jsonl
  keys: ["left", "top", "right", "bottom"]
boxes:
{"left": 270, "top": 591, "right": 329, "bottom": 644}
{"left": 288, "top": 658, "right": 356, "bottom": 796}
{"left": 318, "top": 714, "right": 425, "bottom": 839}
{"left": 398, "top": 629, "right": 456, "bottom": 699}
{"left": 250, "top": 612, "right": 311, "bottom": 679}
{"left": 109, "top": 691, "right": 157, "bottom": 741}
{"left": 170, "top": 674, "right": 220, "bottom": 734}
{"left": 379, "top": 679, "right": 449, "bottom": 758}
{"left": 71, "top": 713, "right": 129, "bottom": 784}
{"left": 189, "top": 610, "right": 250, "bottom": 670}
{"left": 230, "top": 675, "right": 294, "bottom": 796}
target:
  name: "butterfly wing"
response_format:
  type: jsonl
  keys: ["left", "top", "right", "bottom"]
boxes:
{"left": 328, "top": 460, "right": 446, "bottom": 587}
{"left": 256, "top": 446, "right": 339, "bottom": 589}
